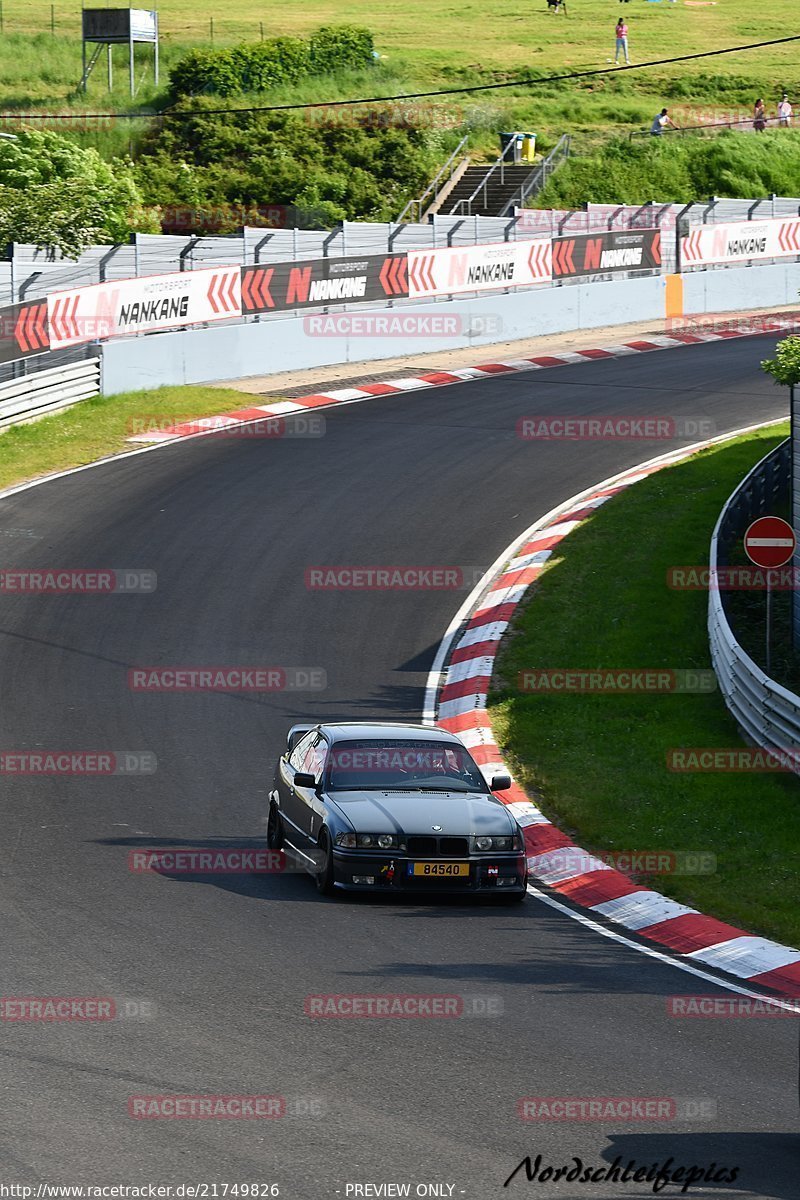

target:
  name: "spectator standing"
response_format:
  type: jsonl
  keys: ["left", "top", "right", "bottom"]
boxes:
{"left": 753, "top": 98, "right": 767, "bottom": 132}
{"left": 778, "top": 93, "right": 793, "bottom": 127}
{"left": 615, "top": 18, "right": 629, "bottom": 65}
{"left": 650, "top": 107, "right": 676, "bottom": 136}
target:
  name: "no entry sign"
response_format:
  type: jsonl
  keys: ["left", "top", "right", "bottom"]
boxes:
{"left": 743, "top": 516, "right": 796, "bottom": 569}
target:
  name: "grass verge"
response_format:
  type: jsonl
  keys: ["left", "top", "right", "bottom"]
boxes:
{"left": 0, "top": 384, "right": 272, "bottom": 492}
{"left": 489, "top": 423, "right": 800, "bottom": 948}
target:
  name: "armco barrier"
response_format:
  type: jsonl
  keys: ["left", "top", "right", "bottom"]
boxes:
{"left": 708, "top": 438, "right": 800, "bottom": 768}
{"left": 0, "top": 357, "right": 100, "bottom": 430}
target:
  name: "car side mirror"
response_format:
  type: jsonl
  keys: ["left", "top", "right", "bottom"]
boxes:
{"left": 293, "top": 771, "right": 317, "bottom": 789}
{"left": 490, "top": 773, "right": 511, "bottom": 791}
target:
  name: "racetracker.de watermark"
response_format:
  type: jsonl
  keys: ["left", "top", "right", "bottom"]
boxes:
{"left": 304, "top": 101, "right": 461, "bottom": 130}
{"left": 0, "top": 569, "right": 156, "bottom": 594}
{"left": 667, "top": 313, "right": 800, "bottom": 336}
{"left": 128, "top": 1096, "right": 284, "bottom": 1120}
{"left": 129, "top": 848, "right": 288, "bottom": 874}
{"left": 668, "top": 566, "right": 800, "bottom": 590}
{"left": 304, "top": 566, "right": 490, "bottom": 591}
{"left": 127, "top": 414, "right": 325, "bottom": 439}
{"left": 516, "top": 416, "right": 716, "bottom": 441}
{"left": 536, "top": 849, "right": 716, "bottom": 877}
{"left": 667, "top": 995, "right": 800, "bottom": 1017}
{"left": 302, "top": 312, "right": 502, "bottom": 338}
{"left": 0, "top": 751, "right": 156, "bottom": 775}
{"left": 128, "top": 667, "right": 326, "bottom": 692}
{"left": 516, "top": 1097, "right": 716, "bottom": 1122}
{"left": 0, "top": 997, "right": 153, "bottom": 1021}
{"left": 667, "top": 747, "right": 800, "bottom": 772}
{"left": 304, "top": 994, "right": 503, "bottom": 1018}
{"left": 517, "top": 669, "right": 716, "bottom": 694}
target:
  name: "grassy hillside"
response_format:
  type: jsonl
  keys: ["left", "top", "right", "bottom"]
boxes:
{"left": 1, "top": 1, "right": 798, "bottom": 131}
{"left": 535, "top": 129, "right": 800, "bottom": 207}
{"left": 6, "top": 0, "right": 799, "bottom": 82}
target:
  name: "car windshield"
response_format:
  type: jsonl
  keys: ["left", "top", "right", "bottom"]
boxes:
{"left": 325, "top": 739, "right": 488, "bottom": 792}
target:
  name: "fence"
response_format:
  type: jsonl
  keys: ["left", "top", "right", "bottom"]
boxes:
{"left": 2, "top": 192, "right": 798, "bottom": 307}
{"left": 708, "top": 437, "right": 800, "bottom": 770}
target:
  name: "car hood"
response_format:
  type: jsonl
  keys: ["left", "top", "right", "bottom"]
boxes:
{"left": 326, "top": 790, "right": 517, "bottom": 836}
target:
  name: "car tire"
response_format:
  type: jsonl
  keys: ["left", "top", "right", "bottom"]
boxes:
{"left": 266, "top": 801, "right": 284, "bottom": 850}
{"left": 315, "top": 831, "right": 336, "bottom": 896}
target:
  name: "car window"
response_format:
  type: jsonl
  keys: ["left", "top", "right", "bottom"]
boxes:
{"left": 307, "top": 734, "right": 328, "bottom": 779}
{"left": 325, "top": 739, "right": 488, "bottom": 792}
{"left": 288, "top": 730, "right": 316, "bottom": 771}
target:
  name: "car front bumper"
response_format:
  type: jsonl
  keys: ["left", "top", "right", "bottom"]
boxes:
{"left": 330, "top": 849, "right": 527, "bottom": 896}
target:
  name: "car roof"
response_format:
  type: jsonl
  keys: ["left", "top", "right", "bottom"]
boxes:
{"left": 319, "top": 722, "right": 463, "bottom": 745}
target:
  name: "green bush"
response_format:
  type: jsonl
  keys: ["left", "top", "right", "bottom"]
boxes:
{"left": 169, "top": 26, "right": 374, "bottom": 98}
{"left": 134, "top": 98, "right": 456, "bottom": 227}
{"left": 308, "top": 25, "right": 374, "bottom": 74}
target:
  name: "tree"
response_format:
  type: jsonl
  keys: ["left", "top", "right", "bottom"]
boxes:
{"left": 0, "top": 130, "right": 158, "bottom": 256}
{"left": 761, "top": 336, "right": 800, "bottom": 389}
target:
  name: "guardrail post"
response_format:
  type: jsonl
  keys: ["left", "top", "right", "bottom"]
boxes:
{"left": 675, "top": 202, "right": 693, "bottom": 274}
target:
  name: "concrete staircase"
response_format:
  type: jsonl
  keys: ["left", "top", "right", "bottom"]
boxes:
{"left": 442, "top": 164, "right": 536, "bottom": 217}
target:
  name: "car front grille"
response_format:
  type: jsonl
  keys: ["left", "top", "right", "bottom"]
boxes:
{"left": 407, "top": 835, "right": 469, "bottom": 857}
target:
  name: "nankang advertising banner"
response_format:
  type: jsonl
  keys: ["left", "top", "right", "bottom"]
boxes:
{"left": 407, "top": 240, "right": 551, "bottom": 299}
{"left": 241, "top": 253, "right": 408, "bottom": 315}
{"left": 681, "top": 218, "right": 800, "bottom": 267}
{"left": 46, "top": 266, "right": 242, "bottom": 349}
{"left": 0, "top": 300, "right": 50, "bottom": 363}
{"left": 551, "top": 228, "right": 662, "bottom": 278}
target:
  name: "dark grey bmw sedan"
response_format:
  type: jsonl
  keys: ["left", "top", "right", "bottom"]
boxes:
{"left": 268, "top": 721, "right": 527, "bottom": 901}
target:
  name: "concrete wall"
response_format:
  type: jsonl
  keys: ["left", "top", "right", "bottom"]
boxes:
{"left": 682, "top": 261, "right": 800, "bottom": 313}
{"left": 99, "top": 262, "right": 800, "bottom": 395}
{"left": 99, "top": 276, "right": 668, "bottom": 394}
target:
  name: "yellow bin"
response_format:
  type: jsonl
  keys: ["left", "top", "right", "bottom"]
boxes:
{"left": 520, "top": 133, "right": 537, "bottom": 163}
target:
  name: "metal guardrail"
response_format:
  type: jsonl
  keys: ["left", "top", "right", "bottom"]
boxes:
{"left": 499, "top": 134, "right": 571, "bottom": 217}
{"left": 396, "top": 137, "right": 469, "bottom": 223}
{"left": 0, "top": 356, "right": 101, "bottom": 431}
{"left": 708, "top": 437, "right": 800, "bottom": 764}
{"left": 630, "top": 116, "right": 798, "bottom": 140}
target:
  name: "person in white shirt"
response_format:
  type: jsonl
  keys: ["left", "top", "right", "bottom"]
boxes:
{"left": 778, "top": 94, "right": 793, "bottom": 127}
{"left": 650, "top": 108, "right": 676, "bottom": 136}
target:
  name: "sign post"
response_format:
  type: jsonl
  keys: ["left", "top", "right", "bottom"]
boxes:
{"left": 743, "top": 515, "right": 796, "bottom": 674}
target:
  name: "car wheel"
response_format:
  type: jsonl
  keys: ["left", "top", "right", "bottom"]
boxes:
{"left": 315, "top": 831, "right": 336, "bottom": 896}
{"left": 266, "top": 801, "right": 283, "bottom": 850}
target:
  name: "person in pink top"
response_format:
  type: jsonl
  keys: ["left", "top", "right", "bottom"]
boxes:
{"left": 615, "top": 18, "right": 629, "bottom": 64}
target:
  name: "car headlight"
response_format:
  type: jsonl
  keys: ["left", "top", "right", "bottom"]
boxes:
{"left": 333, "top": 833, "right": 403, "bottom": 850}
{"left": 474, "top": 835, "right": 515, "bottom": 851}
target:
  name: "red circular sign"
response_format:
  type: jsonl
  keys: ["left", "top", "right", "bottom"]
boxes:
{"left": 743, "top": 516, "right": 796, "bottom": 569}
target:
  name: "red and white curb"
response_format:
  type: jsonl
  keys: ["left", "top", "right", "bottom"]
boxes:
{"left": 427, "top": 425, "right": 800, "bottom": 1002}
{"left": 126, "top": 315, "right": 800, "bottom": 444}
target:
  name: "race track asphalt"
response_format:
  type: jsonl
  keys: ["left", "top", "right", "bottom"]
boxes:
{"left": 0, "top": 336, "right": 796, "bottom": 1198}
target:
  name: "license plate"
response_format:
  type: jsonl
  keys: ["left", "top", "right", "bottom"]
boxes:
{"left": 408, "top": 861, "right": 470, "bottom": 877}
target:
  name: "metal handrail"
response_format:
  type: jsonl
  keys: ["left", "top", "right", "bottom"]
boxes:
{"left": 630, "top": 115, "right": 790, "bottom": 140}
{"left": 499, "top": 134, "right": 570, "bottom": 217}
{"left": 448, "top": 136, "right": 520, "bottom": 217}
{"left": 396, "top": 136, "right": 469, "bottom": 223}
